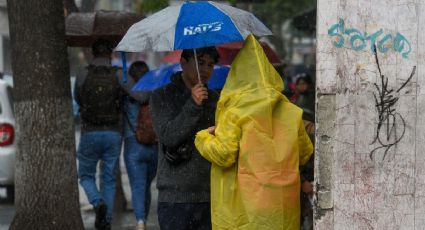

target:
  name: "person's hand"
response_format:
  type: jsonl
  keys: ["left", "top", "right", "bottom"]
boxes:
{"left": 304, "top": 120, "right": 315, "bottom": 135}
{"left": 302, "top": 181, "right": 314, "bottom": 195}
{"left": 191, "top": 83, "right": 208, "bottom": 105}
{"left": 207, "top": 126, "right": 216, "bottom": 135}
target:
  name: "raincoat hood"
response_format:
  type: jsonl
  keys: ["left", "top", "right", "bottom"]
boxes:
{"left": 220, "top": 34, "right": 284, "bottom": 99}
{"left": 195, "top": 35, "right": 313, "bottom": 230}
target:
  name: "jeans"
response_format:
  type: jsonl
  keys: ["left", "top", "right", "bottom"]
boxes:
{"left": 158, "top": 202, "right": 211, "bottom": 230}
{"left": 77, "top": 131, "right": 122, "bottom": 221}
{"left": 124, "top": 136, "right": 158, "bottom": 222}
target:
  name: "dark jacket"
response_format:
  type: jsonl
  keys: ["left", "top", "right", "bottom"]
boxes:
{"left": 295, "top": 91, "right": 315, "bottom": 122}
{"left": 150, "top": 72, "right": 219, "bottom": 203}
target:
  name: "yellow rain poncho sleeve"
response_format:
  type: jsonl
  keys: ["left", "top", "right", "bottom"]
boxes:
{"left": 195, "top": 35, "right": 314, "bottom": 230}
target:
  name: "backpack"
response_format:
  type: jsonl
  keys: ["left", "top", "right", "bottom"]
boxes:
{"left": 135, "top": 104, "right": 157, "bottom": 145}
{"left": 79, "top": 65, "right": 121, "bottom": 126}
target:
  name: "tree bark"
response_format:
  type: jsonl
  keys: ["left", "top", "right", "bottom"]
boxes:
{"left": 7, "top": 0, "right": 84, "bottom": 229}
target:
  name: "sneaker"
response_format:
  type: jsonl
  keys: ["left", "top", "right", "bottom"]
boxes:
{"left": 94, "top": 202, "right": 108, "bottom": 230}
{"left": 137, "top": 220, "right": 145, "bottom": 230}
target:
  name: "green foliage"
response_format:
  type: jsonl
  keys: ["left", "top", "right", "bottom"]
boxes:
{"left": 140, "top": 0, "right": 169, "bottom": 14}
{"left": 231, "top": 0, "right": 316, "bottom": 28}
{"left": 229, "top": 0, "right": 316, "bottom": 59}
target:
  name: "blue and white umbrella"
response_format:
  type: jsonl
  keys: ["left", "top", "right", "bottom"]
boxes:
{"left": 115, "top": 1, "right": 272, "bottom": 52}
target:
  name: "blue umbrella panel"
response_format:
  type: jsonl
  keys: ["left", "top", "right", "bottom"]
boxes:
{"left": 132, "top": 64, "right": 230, "bottom": 92}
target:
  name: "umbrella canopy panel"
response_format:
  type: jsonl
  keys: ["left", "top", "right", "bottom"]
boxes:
{"left": 132, "top": 64, "right": 230, "bottom": 92}
{"left": 66, "top": 10, "right": 145, "bottom": 47}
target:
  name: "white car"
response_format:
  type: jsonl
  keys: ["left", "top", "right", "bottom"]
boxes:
{"left": 0, "top": 79, "right": 15, "bottom": 201}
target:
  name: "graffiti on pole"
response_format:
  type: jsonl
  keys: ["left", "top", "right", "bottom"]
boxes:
{"left": 369, "top": 46, "right": 416, "bottom": 160}
{"left": 328, "top": 18, "right": 412, "bottom": 59}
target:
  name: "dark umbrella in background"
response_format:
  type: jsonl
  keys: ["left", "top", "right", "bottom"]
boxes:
{"left": 65, "top": 10, "right": 145, "bottom": 47}
{"left": 161, "top": 41, "right": 281, "bottom": 65}
{"left": 132, "top": 64, "right": 230, "bottom": 92}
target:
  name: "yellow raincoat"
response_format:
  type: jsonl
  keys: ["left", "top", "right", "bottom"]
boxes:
{"left": 195, "top": 35, "right": 314, "bottom": 230}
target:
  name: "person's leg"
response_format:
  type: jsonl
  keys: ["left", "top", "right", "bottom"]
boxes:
{"left": 77, "top": 132, "right": 102, "bottom": 207}
{"left": 144, "top": 144, "right": 158, "bottom": 219}
{"left": 158, "top": 202, "right": 194, "bottom": 230}
{"left": 100, "top": 131, "right": 122, "bottom": 222}
{"left": 124, "top": 136, "right": 148, "bottom": 222}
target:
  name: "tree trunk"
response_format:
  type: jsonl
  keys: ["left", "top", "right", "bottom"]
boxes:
{"left": 7, "top": 0, "right": 84, "bottom": 229}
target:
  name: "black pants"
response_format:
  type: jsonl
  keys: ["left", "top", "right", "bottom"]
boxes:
{"left": 158, "top": 202, "right": 212, "bottom": 230}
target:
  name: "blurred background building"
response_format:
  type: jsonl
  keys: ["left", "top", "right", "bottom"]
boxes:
{"left": 0, "top": 0, "right": 317, "bottom": 79}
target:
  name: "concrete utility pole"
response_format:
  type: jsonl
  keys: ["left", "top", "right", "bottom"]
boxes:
{"left": 315, "top": 0, "right": 424, "bottom": 229}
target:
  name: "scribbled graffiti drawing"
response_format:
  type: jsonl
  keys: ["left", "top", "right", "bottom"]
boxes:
{"left": 370, "top": 46, "right": 416, "bottom": 160}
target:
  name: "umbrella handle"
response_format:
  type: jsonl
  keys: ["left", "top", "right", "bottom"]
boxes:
{"left": 193, "top": 49, "right": 201, "bottom": 84}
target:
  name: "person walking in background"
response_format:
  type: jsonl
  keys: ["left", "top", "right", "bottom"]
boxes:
{"left": 150, "top": 47, "right": 220, "bottom": 230}
{"left": 195, "top": 35, "right": 314, "bottom": 230}
{"left": 121, "top": 61, "right": 158, "bottom": 230}
{"left": 292, "top": 74, "right": 315, "bottom": 230}
{"left": 293, "top": 75, "right": 315, "bottom": 122}
{"left": 75, "top": 39, "right": 123, "bottom": 230}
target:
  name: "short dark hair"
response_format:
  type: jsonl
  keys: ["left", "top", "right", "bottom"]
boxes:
{"left": 296, "top": 74, "right": 312, "bottom": 85}
{"left": 129, "top": 61, "right": 149, "bottom": 81}
{"left": 92, "top": 39, "right": 113, "bottom": 57}
{"left": 181, "top": 47, "right": 220, "bottom": 64}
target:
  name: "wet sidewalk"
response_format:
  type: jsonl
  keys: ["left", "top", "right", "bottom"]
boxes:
{"left": 0, "top": 181, "right": 160, "bottom": 230}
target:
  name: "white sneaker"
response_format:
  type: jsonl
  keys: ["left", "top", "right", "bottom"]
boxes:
{"left": 137, "top": 220, "right": 145, "bottom": 230}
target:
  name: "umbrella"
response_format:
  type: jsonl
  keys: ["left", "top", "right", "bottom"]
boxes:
{"left": 132, "top": 64, "right": 230, "bottom": 92}
{"left": 115, "top": 1, "right": 271, "bottom": 83}
{"left": 115, "top": 1, "right": 272, "bottom": 52}
{"left": 161, "top": 41, "right": 281, "bottom": 65}
{"left": 65, "top": 10, "right": 145, "bottom": 47}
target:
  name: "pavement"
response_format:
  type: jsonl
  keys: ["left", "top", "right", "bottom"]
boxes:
{"left": 0, "top": 125, "right": 160, "bottom": 230}
{"left": 0, "top": 186, "right": 160, "bottom": 230}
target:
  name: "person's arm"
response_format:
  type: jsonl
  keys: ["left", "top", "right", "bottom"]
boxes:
{"left": 195, "top": 110, "right": 241, "bottom": 167}
{"left": 116, "top": 69, "right": 151, "bottom": 104}
{"left": 298, "top": 118, "right": 314, "bottom": 166}
{"left": 150, "top": 89, "right": 203, "bottom": 148}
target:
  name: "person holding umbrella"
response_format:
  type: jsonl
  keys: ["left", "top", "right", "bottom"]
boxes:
{"left": 149, "top": 47, "right": 219, "bottom": 230}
